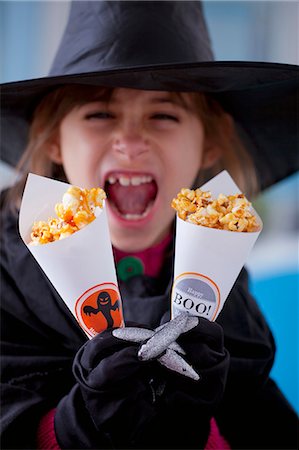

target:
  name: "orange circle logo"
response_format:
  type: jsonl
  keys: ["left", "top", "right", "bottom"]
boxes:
{"left": 75, "top": 283, "right": 123, "bottom": 337}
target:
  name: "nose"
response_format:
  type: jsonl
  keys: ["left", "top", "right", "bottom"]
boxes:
{"left": 112, "top": 120, "right": 149, "bottom": 160}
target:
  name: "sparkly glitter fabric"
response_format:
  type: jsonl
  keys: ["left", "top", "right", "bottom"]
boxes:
{"left": 113, "top": 312, "right": 200, "bottom": 380}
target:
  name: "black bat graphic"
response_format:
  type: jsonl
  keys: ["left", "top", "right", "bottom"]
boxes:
{"left": 83, "top": 291, "right": 120, "bottom": 328}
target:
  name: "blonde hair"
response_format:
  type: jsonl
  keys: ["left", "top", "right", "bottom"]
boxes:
{"left": 7, "top": 85, "right": 258, "bottom": 209}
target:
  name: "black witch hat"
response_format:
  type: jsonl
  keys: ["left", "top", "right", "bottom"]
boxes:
{"left": 1, "top": 0, "right": 298, "bottom": 190}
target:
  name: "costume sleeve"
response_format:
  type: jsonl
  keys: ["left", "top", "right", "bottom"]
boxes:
{"left": 0, "top": 263, "right": 79, "bottom": 449}
{"left": 215, "top": 268, "right": 298, "bottom": 449}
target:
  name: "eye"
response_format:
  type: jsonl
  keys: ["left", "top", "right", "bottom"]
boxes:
{"left": 85, "top": 111, "right": 115, "bottom": 120}
{"left": 151, "top": 113, "right": 179, "bottom": 122}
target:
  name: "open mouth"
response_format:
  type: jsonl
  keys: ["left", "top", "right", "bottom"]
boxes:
{"left": 104, "top": 173, "right": 158, "bottom": 220}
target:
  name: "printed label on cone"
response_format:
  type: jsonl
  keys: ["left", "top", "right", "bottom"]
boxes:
{"left": 172, "top": 273, "right": 220, "bottom": 321}
{"left": 75, "top": 283, "right": 123, "bottom": 337}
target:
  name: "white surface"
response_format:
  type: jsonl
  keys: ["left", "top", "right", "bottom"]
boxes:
{"left": 19, "top": 174, "right": 121, "bottom": 336}
{"left": 172, "top": 171, "right": 262, "bottom": 320}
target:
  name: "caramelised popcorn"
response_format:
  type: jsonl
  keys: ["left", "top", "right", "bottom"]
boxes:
{"left": 30, "top": 186, "right": 106, "bottom": 245}
{"left": 171, "top": 188, "right": 259, "bottom": 232}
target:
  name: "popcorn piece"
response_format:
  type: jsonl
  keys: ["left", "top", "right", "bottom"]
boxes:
{"left": 171, "top": 189, "right": 259, "bottom": 232}
{"left": 30, "top": 186, "right": 106, "bottom": 245}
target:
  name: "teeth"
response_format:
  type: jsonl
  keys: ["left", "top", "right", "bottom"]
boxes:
{"left": 119, "top": 176, "right": 130, "bottom": 186}
{"left": 121, "top": 201, "right": 154, "bottom": 220}
{"left": 131, "top": 176, "right": 142, "bottom": 186}
{"left": 123, "top": 213, "right": 144, "bottom": 220}
{"left": 108, "top": 176, "right": 117, "bottom": 184}
{"left": 107, "top": 174, "right": 153, "bottom": 187}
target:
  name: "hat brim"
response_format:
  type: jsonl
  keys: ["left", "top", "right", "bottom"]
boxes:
{"left": 1, "top": 61, "right": 298, "bottom": 190}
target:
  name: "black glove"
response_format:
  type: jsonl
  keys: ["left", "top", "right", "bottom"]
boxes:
{"left": 135, "top": 316, "right": 230, "bottom": 449}
{"left": 175, "top": 316, "right": 230, "bottom": 407}
{"left": 54, "top": 329, "right": 162, "bottom": 449}
{"left": 55, "top": 317, "right": 229, "bottom": 449}
{"left": 111, "top": 315, "right": 229, "bottom": 449}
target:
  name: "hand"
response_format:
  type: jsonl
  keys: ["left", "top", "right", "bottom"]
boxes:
{"left": 54, "top": 329, "right": 162, "bottom": 449}
{"left": 112, "top": 315, "right": 230, "bottom": 449}
{"left": 55, "top": 317, "right": 229, "bottom": 449}
{"left": 172, "top": 316, "right": 229, "bottom": 406}
{"left": 113, "top": 313, "right": 229, "bottom": 400}
{"left": 113, "top": 312, "right": 201, "bottom": 380}
{"left": 160, "top": 316, "right": 229, "bottom": 449}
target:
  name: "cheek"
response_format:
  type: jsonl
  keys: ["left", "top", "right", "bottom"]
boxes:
{"left": 60, "top": 129, "right": 102, "bottom": 175}
{"left": 165, "top": 137, "right": 203, "bottom": 191}
{"left": 59, "top": 149, "right": 88, "bottom": 188}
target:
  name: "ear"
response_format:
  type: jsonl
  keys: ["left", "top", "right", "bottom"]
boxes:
{"left": 201, "top": 113, "right": 233, "bottom": 169}
{"left": 201, "top": 143, "right": 222, "bottom": 169}
{"left": 47, "top": 142, "right": 63, "bottom": 164}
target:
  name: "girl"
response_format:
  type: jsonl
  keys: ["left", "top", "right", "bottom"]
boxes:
{"left": 1, "top": 1, "right": 298, "bottom": 449}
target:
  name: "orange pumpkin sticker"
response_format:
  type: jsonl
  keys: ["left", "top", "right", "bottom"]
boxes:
{"left": 75, "top": 283, "right": 123, "bottom": 337}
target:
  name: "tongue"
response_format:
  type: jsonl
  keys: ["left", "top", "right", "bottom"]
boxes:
{"left": 107, "top": 181, "right": 157, "bottom": 215}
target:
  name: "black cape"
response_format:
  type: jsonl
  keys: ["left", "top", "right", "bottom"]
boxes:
{"left": 1, "top": 205, "right": 298, "bottom": 449}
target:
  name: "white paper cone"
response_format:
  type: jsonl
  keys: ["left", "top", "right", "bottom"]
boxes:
{"left": 171, "top": 171, "right": 262, "bottom": 321}
{"left": 19, "top": 174, "right": 124, "bottom": 338}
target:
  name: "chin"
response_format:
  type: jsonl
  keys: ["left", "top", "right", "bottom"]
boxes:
{"left": 111, "top": 233, "right": 154, "bottom": 252}
{"left": 111, "top": 224, "right": 172, "bottom": 253}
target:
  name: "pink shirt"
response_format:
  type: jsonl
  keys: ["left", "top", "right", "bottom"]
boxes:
{"left": 113, "top": 233, "right": 172, "bottom": 279}
{"left": 37, "top": 409, "right": 230, "bottom": 449}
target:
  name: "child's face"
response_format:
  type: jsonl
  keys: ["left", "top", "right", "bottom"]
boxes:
{"left": 51, "top": 88, "right": 218, "bottom": 251}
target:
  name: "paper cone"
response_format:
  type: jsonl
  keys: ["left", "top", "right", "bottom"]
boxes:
{"left": 171, "top": 171, "right": 262, "bottom": 321}
{"left": 19, "top": 174, "right": 124, "bottom": 338}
